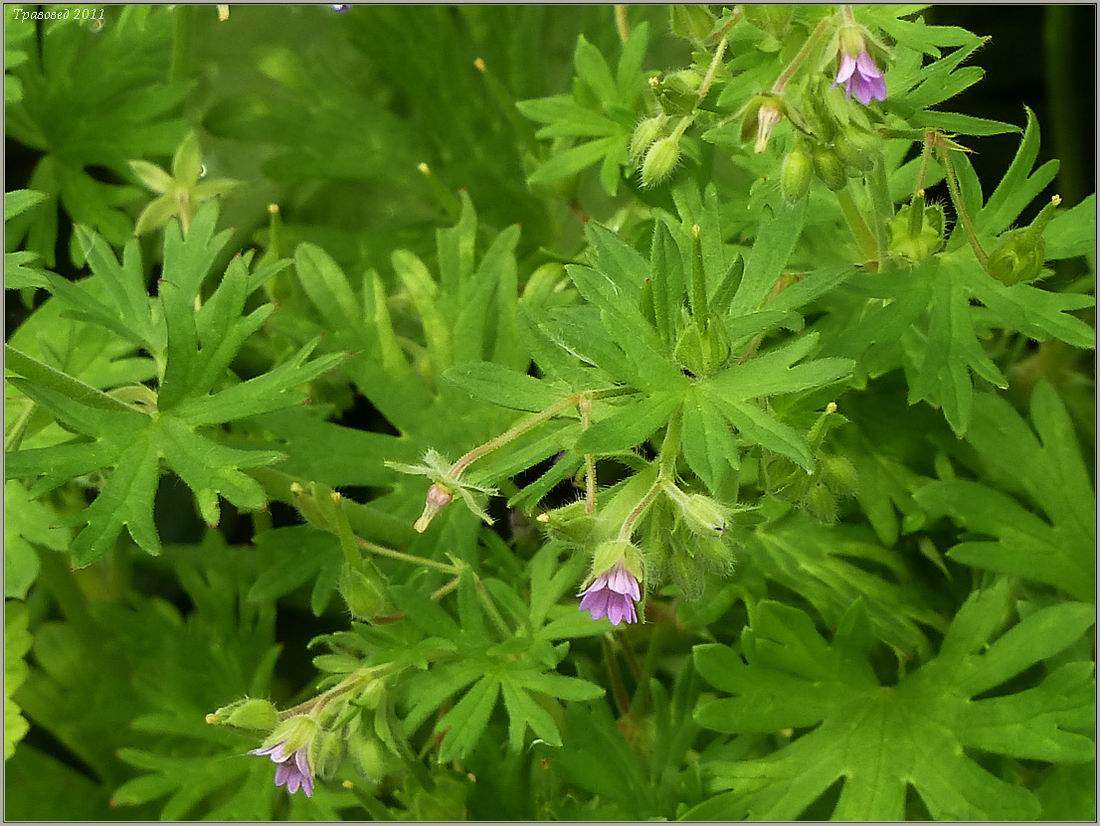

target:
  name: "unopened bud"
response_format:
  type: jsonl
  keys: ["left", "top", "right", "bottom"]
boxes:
{"left": 312, "top": 728, "right": 345, "bottom": 781}
{"left": 820, "top": 455, "right": 859, "bottom": 497}
{"left": 339, "top": 563, "right": 389, "bottom": 620}
{"left": 348, "top": 729, "right": 388, "bottom": 781}
{"left": 540, "top": 500, "right": 596, "bottom": 546}
{"left": 832, "top": 127, "right": 879, "bottom": 173}
{"left": 209, "top": 697, "right": 279, "bottom": 731}
{"left": 414, "top": 483, "right": 453, "bottom": 533}
{"left": 664, "top": 485, "right": 730, "bottom": 537}
{"left": 987, "top": 195, "right": 1061, "bottom": 286}
{"left": 781, "top": 143, "right": 813, "bottom": 204}
{"left": 641, "top": 135, "right": 681, "bottom": 188}
{"left": 357, "top": 678, "right": 386, "bottom": 711}
{"left": 804, "top": 482, "right": 837, "bottom": 524}
{"left": 630, "top": 115, "right": 668, "bottom": 161}
{"left": 812, "top": 145, "right": 848, "bottom": 191}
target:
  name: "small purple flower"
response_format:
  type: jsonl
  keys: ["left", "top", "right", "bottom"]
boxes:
{"left": 331, "top": 4, "right": 351, "bottom": 11}
{"left": 834, "top": 50, "right": 886, "bottom": 106}
{"left": 250, "top": 741, "right": 315, "bottom": 797}
{"left": 578, "top": 563, "right": 640, "bottom": 626}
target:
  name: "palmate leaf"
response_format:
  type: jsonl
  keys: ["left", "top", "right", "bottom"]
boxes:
{"left": 691, "top": 582, "right": 1095, "bottom": 820}
{"left": 5, "top": 6, "right": 188, "bottom": 265}
{"left": 518, "top": 23, "right": 649, "bottom": 195}
{"left": 5, "top": 602, "right": 33, "bottom": 760}
{"left": 915, "top": 382, "right": 1095, "bottom": 601}
{"left": 5, "top": 205, "right": 341, "bottom": 564}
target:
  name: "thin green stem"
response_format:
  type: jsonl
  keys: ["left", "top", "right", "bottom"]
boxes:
{"left": 618, "top": 413, "right": 682, "bottom": 542}
{"left": 771, "top": 16, "right": 832, "bottom": 94}
{"left": 629, "top": 622, "right": 668, "bottom": 714}
{"left": 696, "top": 12, "right": 739, "bottom": 103}
{"left": 836, "top": 187, "right": 878, "bottom": 267}
{"left": 449, "top": 387, "right": 635, "bottom": 478}
{"left": 914, "top": 133, "right": 932, "bottom": 197}
{"left": 614, "top": 5, "right": 630, "bottom": 43}
{"left": 939, "top": 146, "right": 990, "bottom": 271}
{"left": 169, "top": 5, "right": 194, "bottom": 83}
{"left": 475, "top": 578, "right": 513, "bottom": 638}
{"left": 355, "top": 536, "right": 461, "bottom": 575}
{"left": 602, "top": 637, "right": 631, "bottom": 717}
{"left": 866, "top": 152, "right": 893, "bottom": 262}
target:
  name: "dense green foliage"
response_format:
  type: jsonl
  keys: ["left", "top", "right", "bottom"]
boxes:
{"left": 4, "top": 4, "right": 1095, "bottom": 821}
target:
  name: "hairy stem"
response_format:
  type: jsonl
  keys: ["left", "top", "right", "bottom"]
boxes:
{"left": 836, "top": 187, "right": 879, "bottom": 268}
{"left": 355, "top": 536, "right": 461, "bottom": 575}
{"left": 771, "top": 16, "right": 832, "bottom": 94}
{"left": 939, "top": 146, "right": 990, "bottom": 271}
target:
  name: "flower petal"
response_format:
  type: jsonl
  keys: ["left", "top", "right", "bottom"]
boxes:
{"left": 286, "top": 770, "right": 302, "bottom": 795}
{"left": 275, "top": 762, "right": 293, "bottom": 786}
{"left": 856, "top": 50, "right": 882, "bottom": 79}
{"left": 294, "top": 748, "right": 310, "bottom": 777}
{"left": 835, "top": 52, "right": 856, "bottom": 84}
{"left": 608, "top": 596, "right": 625, "bottom": 626}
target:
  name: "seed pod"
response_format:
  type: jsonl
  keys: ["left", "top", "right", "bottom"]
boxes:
{"left": 820, "top": 455, "right": 860, "bottom": 497}
{"left": 665, "top": 486, "right": 731, "bottom": 538}
{"left": 210, "top": 697, "right": 279, "bottom": 731}
{"left": 781, "top": 142, "right": 813, "bottom": 204}
{"left": 641, "top": 135, "right": 681, "bottom": 188}
{"left": 630, "top": 114, "right": 667, "bottom": 161}
{"left": 888, "top": 196, "right": 945, "bottom": 263}
{"left": 812, "top": 144, "right": 848, "bottom": 191}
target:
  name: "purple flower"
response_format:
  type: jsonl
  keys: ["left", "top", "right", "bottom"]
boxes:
{"left": 578, "top": 563, "right": 640, "bottom": 626}
{"left": 249, "top": 741, "right": 315, "bottom": 797}
{"left": 331, "top": 4, "right": 351, "bottom": 11}
{"left": 834, "top": 50, "right": 886, "bottom": 105}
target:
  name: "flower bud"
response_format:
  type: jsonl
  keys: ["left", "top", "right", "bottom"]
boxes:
{"left": 987, "top": 195, "right": 1061, "bottom": 286}
{"left": 209, "top": 697, "right": 279, "bottom": 731}
{"left": 538, "top": 500, "right": 596, "bottom": 546}
{"left": 832, "top": 127, "right": 879, "bottom": 173}
{"left": 781, "top": 143, "right": 813, "bottom": 204}
{"left": 413, "top": 482, "right": 453, "bottom": 533}
{"left": 357, "top": 678, "right": 386, "bottom": 711}
{"left": 348, "top": 729, "right": 388, "bottom": 781}
{"left": 820, "top": 455, "right": 859, "bottom": 497}
{"left": 804, "top": 482, "right": 837, "bottom": 524}
{"left": 812, "top": 145, "right": 848, "bottom": 191}
{"left": 630, "top": 114, "right": 668, "bottom": 161}
{"left": 641, "top": 135, "right": 681, "bottom": 188}
{"left": 694, "top": 536, "right": 737, "bottom": 576}
{"left": 664, "top": 485, "right": 730, "bottom": 538}
{"left": 312, "top": 728, "right": 345, "bottom": 781}
{"left": 339, "top": 563, "right": 389, "bottom": 621}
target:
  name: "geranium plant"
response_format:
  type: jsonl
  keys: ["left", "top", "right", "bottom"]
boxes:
{"left": 4, "top": 4, "right": 1095, "bottom": 821}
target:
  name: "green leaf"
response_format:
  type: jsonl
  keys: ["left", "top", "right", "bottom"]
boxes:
{"left": 693, "top": 582, "right": 1094, "bottom": 820}
{"left": 574, "top": 392, "right": 681, "bottom": 454}
{"left": 435, "top": 674, "right": 500, "bottom": 762}
{"left": 5, "top": 601, "right": 32, "bottom": 759}
{"left": 915, "top": 382, "right": 1095, "bottom": 600}
{"left": 680, "top": 387, "right": 740, "bottom": 490}
{"left": 729, "top": 198, "right": 806, "bottom": 316}
{"left": 443, "top": 362, "right": 564, "bottom": 413}
{"left": 5, "top": 480, "right": 68, "bottom": 598}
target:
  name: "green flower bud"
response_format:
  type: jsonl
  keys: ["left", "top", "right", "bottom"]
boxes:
{"left": 339, "top": 562, "right": 389, "bottom": 621}
{"left": 694, "top": 536, "right": 737, "bottom": 576}
{"left": 812, "top": 144, "right": 848, "bottom": 191}
{"left": 987, "top": 195, "right": 1061, "bottom": 286}
{"left": 630, "top": 114, "right": 668, "bottom": 161}
{"left": 208, "top": 697, "right": 278, "bottom": 731}
{"left": 781, "top": 142, "right": 813, "bottom": 204}
{"left": 669, "top": 543, "right": 705, "bottom": 602}
{"left": 348, "top": 729, "right": 388, "bottom": 781}
{"left": 804, "top": 482, "right": 837, "bottom": 524}
{"left": 739, "top": 95, "right": 784, "bottom": 153}
{"left": 536, "top": 500, "right": 596, "bottom": 546}
{"left": 820, "top": 455, "right": 859, "bottom": 497}
{"left": 312, "top": 728, "right": 345, "bottom": 781}
{"left": 832, "top": 127, "right": 879, "bottom": 173}
{"left": 664, "top": 484, "right": 730, "bottom": 538}
{"left": 357, "top": 678, "right": 386, "bottom": 711}
{"left": 670, "top": 5, "right": 716, "bottom": 43}
{"left": 641, "top": 135, "right": 681, "bottom": 188}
